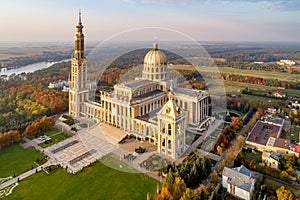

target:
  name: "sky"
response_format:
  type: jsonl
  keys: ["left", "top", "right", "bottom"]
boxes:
{"left": 1, "top": 0, "right": 300, "bottom": 42}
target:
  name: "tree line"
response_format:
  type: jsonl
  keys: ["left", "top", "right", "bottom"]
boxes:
{"left": 0, "top": 62, "right": 70, "bottom": 149}
{"left": 0, "top": 116, "right": 55, "bottom": 150}
{"left": 0, "top": 62, "right": 69, "bottom": 132}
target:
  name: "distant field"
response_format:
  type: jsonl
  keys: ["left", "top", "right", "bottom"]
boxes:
{"left": 219, "top": 67, "right": 300, "bottom": 82}
{"left": 223, "top": 81, "right": 300, "bottom": 97}
{"left": 0, "top": 145, "right": 43, "bottom": 178}
{"left": 170, "top": 65, "right": 300, "bottom": 97}
{"left": 0, "top": 45, "right": 72, "bottom": 60}
{"left": 5, "top": 157, "right": 158, "bottom": 200}
{"left": 170, "top": 65, "right": 300, "bottom": 83}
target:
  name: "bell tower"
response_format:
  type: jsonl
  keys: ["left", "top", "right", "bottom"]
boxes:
{"left": 157, "top": 92, "right": 187, "bottom": 159}
{"left": 69, "top": 10, "right": 89, "bottom": 118}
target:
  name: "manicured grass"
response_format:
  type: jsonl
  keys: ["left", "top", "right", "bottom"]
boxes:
{"left": 5, "top": 157, "right": 158, "bottom": 200}
{"left": 38, "top": 133, "right": 70, "bottom": 148}
{"left": 50, "top": 133, "right": 70, "bottom": 143}
{"left": 264, "top": 178, "right": 300, "bottom": 196}
{"left": 0, "top": 145, "right": 43, "bottom": 178}
{"left": 44, "top": 128, "right": 60, "bottom": 136}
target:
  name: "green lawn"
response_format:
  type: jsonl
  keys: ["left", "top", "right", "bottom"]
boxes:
{"left": 290, "top": 127, "right": 300, "bottom": 143}
{"left": 0, "top": 145, "right": 43, "bottom": 178}
{"left": 5, "top": 157, "right": 158, "bottom": 200}
{"left": 44, "top": 128, "right": 60, "bottom": 136}
{"left": 264, "top": 178, "right": 300, "bottom": 197}
{"left": 242, "top": 150, "right": 262, "bottom": 164}
{"left": 39, "top": 132, "right": 70, "bottom": 148}
{"left": 281, "top": 127, "right": 300, "bottom": 144}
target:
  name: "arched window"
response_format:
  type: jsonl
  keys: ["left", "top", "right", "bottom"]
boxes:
{"left": 168, "top": 124, "right": 172, "bottom": 135}
{"left": 168, "top": 140, "right": 171, "bottom": 149}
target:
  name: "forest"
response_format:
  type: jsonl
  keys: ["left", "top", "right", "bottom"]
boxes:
{"left": 0, "top": 61, "right": 70, "bottom": 133}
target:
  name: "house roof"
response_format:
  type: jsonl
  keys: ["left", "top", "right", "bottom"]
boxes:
{"left": 297, "top": 145, "right": 300, "bottom": 153}
{"left": 265, "top": 117, "right": 284, "bottom": 126}
{"left": 273, "top": 138, "right": 290, "bottom": 150}
{"left": 272, "top": 91, "right": 286, "bottom": 96}
{"left": 270, "top": 152, "right": 280, "bottom": 161}
{"left": 289, "top": 144, "right": 300, "bottom": 153}
{"left": 247, "top": 121, "right": 281, "bottom": 146}
{"left": 223, "top": 165, "right": 255, "bottom": 192}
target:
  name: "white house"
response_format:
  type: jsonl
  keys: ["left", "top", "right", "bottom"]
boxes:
{"left": 262, "top": 151, "right": 279, "bottom": 169}
{"left": 222, "top": 165, "right": 256, "bottom": 200}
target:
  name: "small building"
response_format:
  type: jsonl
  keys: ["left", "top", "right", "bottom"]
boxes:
{"left": 222, "top": 165, "right": 256, "bottom": 200}
{"left": 262, "top": 151, "right": 279, "bottom": 169}
{"left": 272, "top": 91, "right": 286, "bottom": 98}
{"left": 277, "top": 60, "right": 295, "bottom": 66}
{"left": 246, "top": 118, "right": 299, "bottom": 157}
{"left": 267, "top": 108, "right": 277, "bottom": 116}
{"left": 48, "top": 80, "right": 69, "bottom": 89}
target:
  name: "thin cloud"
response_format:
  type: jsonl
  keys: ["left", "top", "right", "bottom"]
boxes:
{"left": 124, "top": 0, "right": 300, "bottom": 11}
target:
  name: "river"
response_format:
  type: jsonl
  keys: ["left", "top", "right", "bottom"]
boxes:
{"left": 0, "top": 59, "right": 70, "bottom": 76}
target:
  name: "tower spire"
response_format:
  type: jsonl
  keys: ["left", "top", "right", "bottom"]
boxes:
{"left": 74, "top": 9, "right": 84, "bottom": 60}
{"left": 78, "top": 9, "right": 81, "bottom": 24}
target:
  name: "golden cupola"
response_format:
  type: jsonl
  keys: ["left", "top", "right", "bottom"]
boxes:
{"left": 142, "top": 43, "right": 168, "bottom": 81}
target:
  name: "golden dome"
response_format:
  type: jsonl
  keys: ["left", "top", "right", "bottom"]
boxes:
{"left": 144, "top": 43, "right": 167, "bottom": 65}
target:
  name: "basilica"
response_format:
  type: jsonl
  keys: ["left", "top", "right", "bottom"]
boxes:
{"left": 69, "top": 12, "right": 211, "bottom": 159}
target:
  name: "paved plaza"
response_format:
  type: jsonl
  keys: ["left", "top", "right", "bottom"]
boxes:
{"left": 44, "top": 128, "right": 117, "bottom": 174}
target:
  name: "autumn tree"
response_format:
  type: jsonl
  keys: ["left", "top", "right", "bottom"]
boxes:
{"left": 195, "top": 184, "right": 208, "bottom": 200}
{"left": 164, "top": 170, "right": 175, "bottom": 187}
{"left": 0, "top": 130, "right": 21, "bottom": 150}
{"left": 209, "top": 170, "right": 219, "bottom": 184}
{"left": 156, "top": 184, "right": 174, "bottom": 200}
{"left": 279, "top": 171, "right": 291, "bottom": 182}
{"left": 180, "top": 188, "right": 195, "bottom": 200}
{"left": 276, "top": 186, "right": 293, "bottom": 200}
{"left": 23, "top": 116, "right": 55, "bottom": 138}
{"left": 216, "top": 145, "right": 223, "bottom": 155}
{"left": 173, "top": 177, "right": 186, "bottom": 200}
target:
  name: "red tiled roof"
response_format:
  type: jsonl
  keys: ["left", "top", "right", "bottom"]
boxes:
{"left": 272, "top": 91, "right": 286, "bottom": 97}
{"left": 296, "top": 145, "right": 300, "bottom": 153}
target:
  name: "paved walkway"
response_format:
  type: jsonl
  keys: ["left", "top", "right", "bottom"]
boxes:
{"left": 0, "top": 158, "right": 56, "bottom": 190}
{"left": 2, "top": 117, "right": 221, "bottom": 190}
{"left": 21, "top": 137, "right": 43, "bottom": 151}
{"left": 197, "top": 149, "right": 221, "bottom": 161}
{"left": 182, "top": 119, "right": 223, "bottom": 157}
